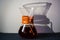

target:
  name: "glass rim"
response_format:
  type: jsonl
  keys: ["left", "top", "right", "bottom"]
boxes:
{"left": 23, "top": 2, "right": 49, "bottom": 7}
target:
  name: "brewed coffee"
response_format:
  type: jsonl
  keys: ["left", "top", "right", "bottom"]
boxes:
{"left": 18, "top": 25, "right": 37, "bottom": 38}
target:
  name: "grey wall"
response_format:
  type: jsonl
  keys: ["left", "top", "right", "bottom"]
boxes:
{"left": 0, "top": 0, "right": 60, "bottom": 33}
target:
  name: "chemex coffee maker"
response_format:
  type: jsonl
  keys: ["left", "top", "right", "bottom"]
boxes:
{"left": 18, "top": 2, "right": 53, "bottom": 38}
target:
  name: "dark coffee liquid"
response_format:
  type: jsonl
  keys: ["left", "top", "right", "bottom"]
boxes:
{"left": 18, "top": 25, "right": 37, "bottom": 38}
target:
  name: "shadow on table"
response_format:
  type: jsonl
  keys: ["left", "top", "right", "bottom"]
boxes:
{"left": 20, "top": 33, "right": 60, "bottom": 40}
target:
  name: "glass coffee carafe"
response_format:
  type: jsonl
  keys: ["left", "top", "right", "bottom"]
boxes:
{"left": 18, "top": 2, "right": 53, "bottom": 39}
